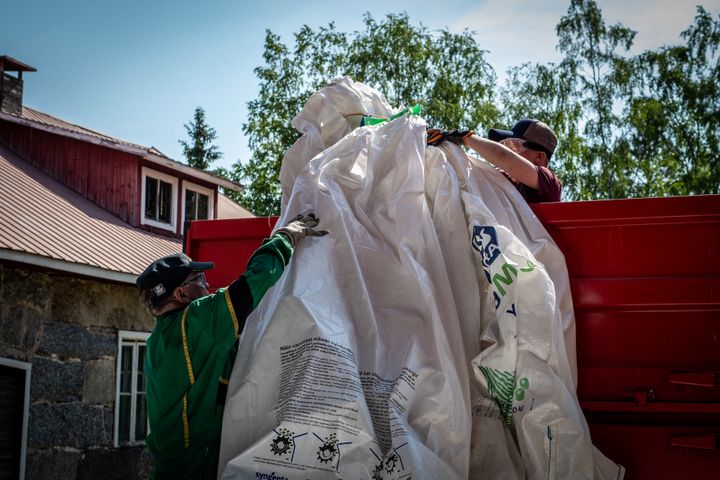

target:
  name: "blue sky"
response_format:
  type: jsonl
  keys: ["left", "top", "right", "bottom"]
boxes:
{"left": 3, "top": 0, "right": 718, "bottom": 170}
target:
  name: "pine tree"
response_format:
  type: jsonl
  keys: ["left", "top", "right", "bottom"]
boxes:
{"left": 179, "top": 107, "right": 223, "bottom": 171}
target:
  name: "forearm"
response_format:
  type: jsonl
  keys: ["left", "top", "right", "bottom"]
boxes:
{"left": 228, "top": 233, "right": 293, "bottom": 315}
{"left": 464, "top": 134, "right": 540, "bottom": 189}
{"left": 244, "top": 233, "right": 293, "bottom": 309}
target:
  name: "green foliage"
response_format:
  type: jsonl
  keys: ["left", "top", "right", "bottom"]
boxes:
{"left": 179, "top": 107, "right": 223, "bottom": 171}
{"left": 500, "top": 0, "right": 719, "bottom": 200}
{"left": 626, "top": 6, "right": 720, "bottom": 196}
{"left": 555, "top": 0, "right": 637, "bottom": 199}
{"left": 235, "top": 13, "right": 498, "bottom": 216}
{"left": 237, "top": 2, "right": 720, "bottom": 212}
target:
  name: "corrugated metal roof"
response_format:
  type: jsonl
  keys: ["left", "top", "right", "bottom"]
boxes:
{"left": 0, "top": 144, "right": 181, "bottom": 277}
{"left": 21, "top": 106, "right": 150, "bottom": 152}
{"left": 217, "top": 192, "right": 254, "bottom": 219}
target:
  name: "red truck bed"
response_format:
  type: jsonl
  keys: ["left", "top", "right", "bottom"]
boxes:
{"left": 186, "top": 195, "right": 720, "bottom": 479}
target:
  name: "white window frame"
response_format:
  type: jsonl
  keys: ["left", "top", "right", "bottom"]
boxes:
{"left": 0, "top": 357, "right": 31, "bottom": 480}
{"left": 114, "top": 330, "right": 151, "bottom": 447}
{"left": 141, "top": 167, "right": 178, "bottom": 232}
{"left": 181, "top": 180, "right": 215, "bottom": 233}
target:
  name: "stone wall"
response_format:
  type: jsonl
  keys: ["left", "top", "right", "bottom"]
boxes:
{"left": 1, "top": 73, "right": 23, "bottom": 116}
{"left": 0, "top": 264, "right": 155, "bottom": 479}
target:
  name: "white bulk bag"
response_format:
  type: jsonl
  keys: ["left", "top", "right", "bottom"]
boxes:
{"left": 219, "top": 77, "right": 623, "bottom": 480}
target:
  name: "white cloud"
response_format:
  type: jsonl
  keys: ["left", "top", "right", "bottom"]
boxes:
{"left": 448, "top": 1, "right": 566, "bottom": 79}
{"left": 599, "top": 0, "right": 720, "bottom": 52}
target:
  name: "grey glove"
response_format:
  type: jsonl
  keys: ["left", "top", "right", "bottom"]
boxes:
{"left": 276, "top": 213, "right": 328, "bottom": 247}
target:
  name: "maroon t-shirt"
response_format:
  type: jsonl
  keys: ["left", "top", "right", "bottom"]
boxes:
{"left": 500, "top": 166, "right": 562, "bottom": 203}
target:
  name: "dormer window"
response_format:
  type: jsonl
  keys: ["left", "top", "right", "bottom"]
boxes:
{"left": 182, "top": 181, "right": 214, "bottom": 231}
{"left": 145, "top": 177, "right": 172, "bottom": 223}
{"left": 141, "top": 167, "right": 177, "bottom": 232}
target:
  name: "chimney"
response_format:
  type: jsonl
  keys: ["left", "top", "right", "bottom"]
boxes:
{"left": 0, "top": 56, "right": 36, "bottom": 116}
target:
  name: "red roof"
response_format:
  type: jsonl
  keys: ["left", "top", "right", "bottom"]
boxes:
{"left": 20, "top": 106, "right": 152, "bottom": 153}
{"left": 0, "top": 144, "right": 181, "bottom": 281}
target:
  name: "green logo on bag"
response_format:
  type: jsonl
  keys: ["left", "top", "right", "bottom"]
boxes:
{"left": 479, "top": 366, "right": 515, "bottom": 426}
{"left": 515, "top": 377, "right": 529, "bottom": 401}
{"left": 479, "top": 368, "right": 532, "bottom": 426}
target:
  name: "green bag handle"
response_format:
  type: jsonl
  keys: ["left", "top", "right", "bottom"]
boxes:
{"left": 362, "top": 104, "right": 422, "bottom": 126}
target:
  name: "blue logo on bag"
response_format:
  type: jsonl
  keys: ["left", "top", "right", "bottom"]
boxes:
{"left": 472, "top": 226, "right": 500, "bottom": 268}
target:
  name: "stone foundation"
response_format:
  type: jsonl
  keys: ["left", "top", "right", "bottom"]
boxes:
{"left": 0, "top": 264, "right": 155, "bottom": 479}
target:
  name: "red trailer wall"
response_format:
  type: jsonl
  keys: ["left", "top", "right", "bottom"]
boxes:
{"left": 533, "top": 195, "right": 720, "bottom": 479}
{"left": 185, "top": 216, "right": 280, "bottom": 290}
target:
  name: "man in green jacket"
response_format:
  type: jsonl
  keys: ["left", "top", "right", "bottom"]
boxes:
{"left": 136, "top": 214, "right": 327, "bottom": 479}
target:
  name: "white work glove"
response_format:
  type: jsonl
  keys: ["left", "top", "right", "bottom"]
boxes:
{"left": 276, "top": 213, "right": 328, "bottom": 247}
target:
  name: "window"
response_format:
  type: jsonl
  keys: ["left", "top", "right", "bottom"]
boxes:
{"left": 145, "top": 177, "right": 172, "bottom": 223}
{"left": 182, "top": 181, "right": 215, "bottom": 232}
{"left": 0, "top": 358, "right": 30, "bottom": 480}
{"left": 141, "top": 167, "right": 178, "bottom": 232}
{"left": 115, "top": 331, "right": 150, "bottom": 446}
{"left": 185, "top": 190, "right": 209, "bottom": 222}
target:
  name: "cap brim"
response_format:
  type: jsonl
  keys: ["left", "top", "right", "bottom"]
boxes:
{"left": 189, "top": 261, "right": 214, "bottom": 271}
{"left": 488, "top": 128, "right": 516, "bottom": 142}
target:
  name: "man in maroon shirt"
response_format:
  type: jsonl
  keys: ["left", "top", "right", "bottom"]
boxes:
{"left": 428, "top": 119, "right": 562, "bottom": 203}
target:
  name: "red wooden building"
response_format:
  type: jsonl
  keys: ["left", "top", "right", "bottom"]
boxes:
{"left": 0, "top": 55, "right": 252, "bottom": 479}
{"left": 0, "top": 59, "right": 248, "bottom": 240}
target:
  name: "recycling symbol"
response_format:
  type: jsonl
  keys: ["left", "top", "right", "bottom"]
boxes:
{"left": 385, "top": 454, "right": 398, "bottom": 473}
{"left": 270, "top": 428, "right": 294, "bottom": 456}
{"left": 316, "top": 433, "right": 339, "bottom": 464}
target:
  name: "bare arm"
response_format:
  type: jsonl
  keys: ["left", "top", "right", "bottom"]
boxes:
{"left": 464, "top": 134, "right": 540, "bottom": 189}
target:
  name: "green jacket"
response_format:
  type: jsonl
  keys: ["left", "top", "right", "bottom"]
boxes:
{"left": 144, "top": 234, "right": 292, "bottom": 479}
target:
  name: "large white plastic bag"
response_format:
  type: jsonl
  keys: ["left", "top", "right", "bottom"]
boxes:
{"left": 422, "top": 147, "right": 526, "bottom": 479}
{"left": 436, "top": 147, "right": 624, "bottom": 479}
{"left": 442, "top": 151, "right": 578, "bottom": 387}
{"left": 219, "top": 113, "right": 472, "bottom": 479}
{"left": 219, "top": 76, "right": 623, "bottom": 479}
{"left": 279, "top": 77, "right": 397, "bottom": 207}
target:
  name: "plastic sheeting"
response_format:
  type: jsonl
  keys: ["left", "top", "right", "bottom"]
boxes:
{"left": 218, "top": 77, "right": 624, "bottom": 480}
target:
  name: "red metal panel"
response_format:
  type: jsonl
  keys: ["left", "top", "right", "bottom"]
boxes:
{"left": 533, "top": 195, "right": 720, "bottom": 478}
{"left": 576, "top": 310, "right": 720, "bottom": 367}
{"left": 587, "top": 424, "right": 720, "bottom": 479}
{"left": 533, "top": 196, "right": 720, "bottom": 278}
{"left": 185, "top": 216, "right": 278, "bottom": 290}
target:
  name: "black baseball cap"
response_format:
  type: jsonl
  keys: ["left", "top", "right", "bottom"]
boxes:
{"left": 488, "top": 119, "right": 557, "bottom": 158}
{"left": 136, "top": 253, "right": 214, "bottom": 298}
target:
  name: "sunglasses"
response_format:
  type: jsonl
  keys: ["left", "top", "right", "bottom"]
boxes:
{"left": 181, "top": 272, "right": 209, "bottom": 289}
{"left": 500, "top": 138, "right": 548, "bottom": 156}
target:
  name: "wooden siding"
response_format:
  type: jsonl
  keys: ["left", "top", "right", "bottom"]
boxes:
{"left": 0, "top": 120, "right": 140, "bottom": 225}
{"left": 0, "top": 119, "right": 228, "bottom": 238}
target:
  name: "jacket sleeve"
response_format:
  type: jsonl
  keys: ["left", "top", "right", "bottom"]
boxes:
{"left": 226, "top": 232, "right": 293, "bottom": 328}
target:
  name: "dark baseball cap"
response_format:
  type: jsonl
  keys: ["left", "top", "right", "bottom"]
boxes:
{"left": 488, "top": 119, "right": 557, "bottom": 158}
{"left": 136, "top": 253, "right": 214, "bottom": 298}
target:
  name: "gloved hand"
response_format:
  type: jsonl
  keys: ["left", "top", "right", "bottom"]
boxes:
{"left": 445, "top": 129, "right": 474, "bottom": 146}
{"left": 426, "top": 128, "right": 446, "bottom": 146}
{"left": 276, "top": 213, "right": 328, "bottom": 247}
{"left": 426, "top": 128, "right": 474, "bottom": 146}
